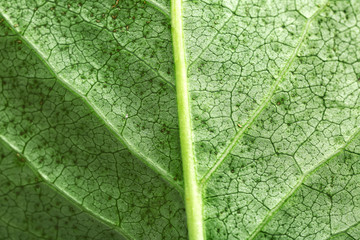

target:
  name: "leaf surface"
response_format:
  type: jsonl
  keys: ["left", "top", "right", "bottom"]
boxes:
{"left": 1, "top": 0, "right": 360, "bottom": 239}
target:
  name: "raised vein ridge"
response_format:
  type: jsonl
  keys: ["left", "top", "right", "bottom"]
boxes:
{"left": 0, "top": 135, "right": 134, "bottom": 240}
{"left": 248, "top": 126, "right": 360, "bottom": 239}
{"left": 171, "top": 0, "right": 204, "bottom": 239}
{"left": 0, "top": 12, "right": 183, "bottom": 193}
{"left": 200, "top": 3, "right": 328, "bottom": 186}
{"left": 146, "top": 0, "right": 170, "bottom": 18}
{"left": 327, "top": 221, "right": 360, "bottom": 239}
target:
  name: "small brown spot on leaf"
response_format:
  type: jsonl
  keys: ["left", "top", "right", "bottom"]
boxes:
{"left": 112, "top": 0, "right": 119, "bottom": 8}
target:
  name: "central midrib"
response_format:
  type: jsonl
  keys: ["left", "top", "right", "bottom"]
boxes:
{"left": 171, "top": 2, "right": 329, "bottom": 239}
{"left": 171, "top": 0, "right": 205, "bottom": 239}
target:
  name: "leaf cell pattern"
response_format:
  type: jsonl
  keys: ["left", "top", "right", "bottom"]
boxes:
{"left": 1, "top": 0, "right": 360, "bottom": 239}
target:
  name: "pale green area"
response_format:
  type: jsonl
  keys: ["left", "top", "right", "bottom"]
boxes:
{"left": 0, "top": 14, "right": 186, "bottom": 239}
{"left": 171, "top": 0, "right": 205, "bottom": 238}
{"left": 1, "top": 0, "right": 360, "bottom": 239}
{"left": 0, "top": 141, "right": 128, "bottom": 240}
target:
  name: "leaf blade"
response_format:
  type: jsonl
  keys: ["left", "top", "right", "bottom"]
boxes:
{"left": 0, "top": 21, "right": 187, "bottom": 239}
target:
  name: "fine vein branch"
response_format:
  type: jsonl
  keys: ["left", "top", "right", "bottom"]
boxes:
{"left": 0, "top": 12, "right": 182, "bottom": 194}
{"left": 0, "top": 135, "right": 135, "bottom": 240}
{"left": 171, "top": 0, "right": 204, "bottom": 239}
{"left": 248, "top": 126, "right": 360, "bottom": 239}
{"left": 200, "top": 3, "right": 328, "bottom": 186}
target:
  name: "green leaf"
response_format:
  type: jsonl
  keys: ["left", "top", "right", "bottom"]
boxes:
{"left": 0, "top": 141, "right": 128, "bottom": 240}
{"left": 1, "top": 0, "right": 360, "bottom": 239}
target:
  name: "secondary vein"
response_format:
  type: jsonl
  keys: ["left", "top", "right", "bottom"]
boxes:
{"left": 146, "top": 0, "right": 171, "bottom": 19}
{"left": 0, "top": 12, "right": 183, "bottom": 194}
{"left": 248, "top": 126, "right": 360, "bottom": 239}
{"left": 200, "top": 4, "right": 328, "bottom": 186}
{"left": 0, "top": 135, "right": 135, "bottom": 240}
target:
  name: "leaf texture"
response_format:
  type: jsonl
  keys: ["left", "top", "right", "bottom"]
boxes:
{"left": 1, "top": 0, "right": 360, "bottom": 239}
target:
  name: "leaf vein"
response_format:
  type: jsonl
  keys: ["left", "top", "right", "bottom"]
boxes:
{"left": 248, "top": 126, "right": 360, "bottom": 240}
{"left": 0, "top": 135, "right": 134, "bottom": 240}
{"left": 200, "top": 4, "right": 328, "bottom": 185}
{"left": 0, "top": 12, "right": 183, "bottom": 193}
